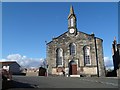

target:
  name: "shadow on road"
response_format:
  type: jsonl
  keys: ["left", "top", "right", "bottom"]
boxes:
{"left": 2, "top": 80, "right": 35, "bottom": 90}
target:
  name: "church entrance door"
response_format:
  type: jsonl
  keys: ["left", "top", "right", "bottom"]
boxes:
{"left": 69, "top": 60, "right": 77, "bottom": 75}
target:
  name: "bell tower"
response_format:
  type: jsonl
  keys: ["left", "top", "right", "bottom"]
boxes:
{"left": 68, "top": 6, "right": 77, "bottom": 35}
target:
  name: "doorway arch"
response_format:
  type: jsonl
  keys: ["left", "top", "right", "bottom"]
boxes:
{"left": 69, "top": 60, "right": 77, "bottom": 75}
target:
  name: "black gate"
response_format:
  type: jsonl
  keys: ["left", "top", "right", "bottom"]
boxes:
{"left": 38, "top": 67, "right": 46, "bottom": 76}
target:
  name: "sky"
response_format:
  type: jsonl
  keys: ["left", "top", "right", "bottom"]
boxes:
{"left": 2, "top": 2, "right": 118, "bottom": 68}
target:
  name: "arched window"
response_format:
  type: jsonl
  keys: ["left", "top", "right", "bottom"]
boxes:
{"left": 70, "top": 18, "right": 74, "bottom": 27}
{"left": 56, "top": 48, "right": 63, "bottom": 67}
{"left": 84, "top": 46, "right": 91, "bottom": 65}
{"left": 69, "top": 43, "right": 76, "bottom": 56}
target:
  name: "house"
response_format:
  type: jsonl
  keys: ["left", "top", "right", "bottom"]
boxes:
{"left": 0, "top": 61, "right": 21, "bottom": 75}
{"left": 46, "top": 6, "right": 105, "bottom": 77}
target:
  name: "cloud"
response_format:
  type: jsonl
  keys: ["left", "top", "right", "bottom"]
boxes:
{"left": 0, "top": 54, "right": 45, "bottom": 68}
{"left": 104, "top": 57, "right": 114, "bottom": 69}
{"left": 7, "top": 54, "right": 22, "bottom": 60}
{"left": 1, "top": 54, "right": 114, "bottom": 70}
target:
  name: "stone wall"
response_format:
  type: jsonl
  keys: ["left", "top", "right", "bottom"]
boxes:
{"left": 47, "top": 31, "right": 105, "bottom": 77}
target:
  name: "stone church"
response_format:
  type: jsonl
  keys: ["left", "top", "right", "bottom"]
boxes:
{"left": 46, "top": 6, "right": 105, "bottom": 77}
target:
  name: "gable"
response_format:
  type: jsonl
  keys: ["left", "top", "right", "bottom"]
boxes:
{"left": 47, "top": 30, "right": 103, "bottom": 47}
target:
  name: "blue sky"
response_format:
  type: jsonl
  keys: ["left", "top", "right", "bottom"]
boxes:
{"left": 2, "top": 2, "right": 118, "bottom": 64}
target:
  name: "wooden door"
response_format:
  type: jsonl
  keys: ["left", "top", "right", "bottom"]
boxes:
{"left": 69, "top": 61, "right": 77, "bottom": 75}
{"left": 71, "top": 64, "right": 77, "bottom": 75}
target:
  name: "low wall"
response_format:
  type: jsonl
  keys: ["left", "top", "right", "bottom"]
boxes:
{"left": 82, "top": 67, "right": 97, "bottom": 75}
{"left": 52, "top": 67, "right": 97, "bottom": 77}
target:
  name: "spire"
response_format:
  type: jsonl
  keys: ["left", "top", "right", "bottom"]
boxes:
{"left": 68, "top": 5, "right": 77, "bottom": 33}
{"left": 68, "top": 5, "right": 75, "bottom": 19}
{"left": 70, "top": 5, "right": 74, "bottom": 15}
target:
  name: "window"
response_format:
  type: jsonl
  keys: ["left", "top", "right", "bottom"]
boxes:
{"left": 70, "top": 43, "right": 76, "bottom": 56}
{"left": 84, "top": 46, "right": 91, "bottom": 65}
{"left": 56, "top": 48, "right": 63, "bottom": 67}
{"left": 71, "top": 18, "right": 74, "bottom": 27}
{"left": 68, "top": 19, "right": 70, "bottom": 27}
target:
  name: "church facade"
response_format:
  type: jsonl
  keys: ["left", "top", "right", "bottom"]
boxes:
{"left": 46, "top": 6, "right": 105, "bottom": 77}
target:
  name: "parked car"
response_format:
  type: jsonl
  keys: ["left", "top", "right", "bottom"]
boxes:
{"left": 0, "top": 68, "right": 12, "bottom": 81}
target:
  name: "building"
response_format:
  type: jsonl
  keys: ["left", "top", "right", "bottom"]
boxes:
{"left": 0, "top": 61, "right": 21, "bottom": 75}
{"left": 112, "top": 37, "right": 120, "bottom": 77}
{"left": 47, "top": 6, "right": 105, "bottom": 77}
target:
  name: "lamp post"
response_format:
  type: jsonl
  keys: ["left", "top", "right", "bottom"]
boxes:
{"left": 45, "top": 41, "right": 48, "bottom": 77}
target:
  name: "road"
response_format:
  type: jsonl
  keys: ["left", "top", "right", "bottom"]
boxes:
{"left": 5, "top": 75, "right": 119, "bottom": 89}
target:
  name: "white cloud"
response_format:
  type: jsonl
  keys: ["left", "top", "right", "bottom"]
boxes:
{"left": 104, "top": 56, "right": 114, "bottom": 70}
{"left": 0, "top": 54, "right": 45, "bottom": 68}
{"left": 1, "top": 54, "right": 114, "bottom": 70}
{"left": 7, "top": 54, "right": 22, "bottom": 60}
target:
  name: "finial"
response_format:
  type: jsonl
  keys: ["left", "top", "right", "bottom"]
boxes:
{"left": 91, "top": 32, "right": 95, "bottom": 36}
{"left": 45, "top": 41, "right": 47, "bottom": 44}
{"left": 113, "top": 36, "right": 117, "bottom": 45}
{"left": 91, "top": 32, "right": 94, "bottom": 34}
{"left": 114, "top": 36, "right": 116, "bottom": 41}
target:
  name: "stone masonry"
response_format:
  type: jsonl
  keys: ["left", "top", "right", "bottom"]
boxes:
{"left": 46, "top": 6, "right": 105, "bottom": 77}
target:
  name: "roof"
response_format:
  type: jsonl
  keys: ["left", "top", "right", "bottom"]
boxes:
{"left": 78, "top": 30, "right": 103, "bottom": 41}
{"left": 0, "top": 61, "right": 16, "bottom": 63}
{"left": 46, "top": 31, "right": 68, "bottom": 45}
{"left": 47, "top": 30, "right": 103, "bottom": 45}
{"left": 0, "top": 61, "right": 21, "bottom": 67}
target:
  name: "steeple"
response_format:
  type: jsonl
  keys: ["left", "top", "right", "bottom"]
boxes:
{"left": 68, "top": 5, "right": 77, "bottom": 35}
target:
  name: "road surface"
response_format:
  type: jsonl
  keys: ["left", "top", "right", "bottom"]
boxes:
{"left": 5, "top": 75, "right": 119, "bottom": 89}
